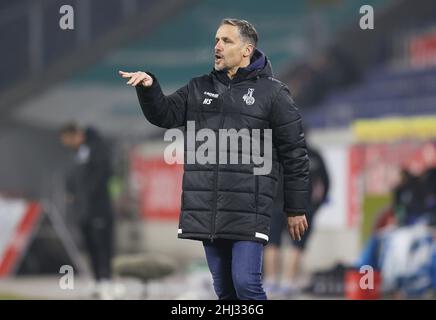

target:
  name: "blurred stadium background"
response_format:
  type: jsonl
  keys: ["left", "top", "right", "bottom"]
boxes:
{"left": 1, "top": 0, "right": 436, "bottom": 299}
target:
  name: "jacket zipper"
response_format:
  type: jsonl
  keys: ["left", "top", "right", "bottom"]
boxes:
{"left": 210, "top": 83, "right": 232, "bottom": 242}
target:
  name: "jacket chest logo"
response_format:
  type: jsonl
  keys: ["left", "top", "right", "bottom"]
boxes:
{"left": 243, "top": 88, "right": 255, "bottom": 105}
{"left": 202, "top": 91, "right": 219, "bottom": 105}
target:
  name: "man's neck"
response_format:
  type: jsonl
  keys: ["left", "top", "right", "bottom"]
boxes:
{"left": 226, "top": 59, "right": 250, "bottom": 79}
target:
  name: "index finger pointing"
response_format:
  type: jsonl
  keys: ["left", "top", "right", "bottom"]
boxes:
{"left": 119, "top": 70, "right": 132, "bottom": 77}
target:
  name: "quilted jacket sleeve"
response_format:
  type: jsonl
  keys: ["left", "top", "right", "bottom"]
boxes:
{"left": 135, "top": 73, "right": 188, "bottom": 129}
{"left": 270, "top": 86, "right": 310, "bottom": 216}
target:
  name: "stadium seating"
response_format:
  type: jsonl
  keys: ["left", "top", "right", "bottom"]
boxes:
{"left": 304, "top": 65, "right": 436, "bottom": 128}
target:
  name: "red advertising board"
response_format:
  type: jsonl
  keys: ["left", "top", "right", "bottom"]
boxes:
{"left": 347, "top": 141, "right": 436, "bottom": 227}
{"left": 0, "top": 199, "right": 41, "bottom": 277}
{"left": 409, "top": 31, "right": 436, "bottom": 68}
{"left": 130, "top": 149, "right": 183, "bottom": 221}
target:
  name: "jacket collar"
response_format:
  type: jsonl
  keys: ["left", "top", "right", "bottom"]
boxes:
{"left": 212, "top": 49, "right": 272, "bottom": 85}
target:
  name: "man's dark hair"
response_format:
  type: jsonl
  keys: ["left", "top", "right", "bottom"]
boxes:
{"left": 59, "top": 121, "right": 80, "bottom": 136}
{"left": 220, "top": 18, "right": 258, "bottom": 47}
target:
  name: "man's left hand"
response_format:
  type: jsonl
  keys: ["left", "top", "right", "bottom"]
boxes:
{"left": 287, "top": 214, "right": 308, "bottom": 241}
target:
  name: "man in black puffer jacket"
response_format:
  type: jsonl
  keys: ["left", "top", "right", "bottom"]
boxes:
{"left": 119, "top": 18, "right": 309, "bottom": 300}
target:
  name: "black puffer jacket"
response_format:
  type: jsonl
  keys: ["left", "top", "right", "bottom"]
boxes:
{"left": 135, "top": 50, "right": 309, "bottom": 244}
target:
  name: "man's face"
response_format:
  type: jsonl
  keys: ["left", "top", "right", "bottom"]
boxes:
{"left": 60, "top": 132, "right": 82, "bottom": 150}
{"left": 214, "top": 24, "right": 251, "bottom": 71}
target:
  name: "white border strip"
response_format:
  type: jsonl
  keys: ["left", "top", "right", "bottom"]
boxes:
{"left": 255, "top": 232, "right": 269, "bottom": 241}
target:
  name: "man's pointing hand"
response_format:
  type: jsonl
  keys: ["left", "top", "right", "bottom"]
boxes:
{"left": 118, "top": 70, "right": 153, "bottom": 87}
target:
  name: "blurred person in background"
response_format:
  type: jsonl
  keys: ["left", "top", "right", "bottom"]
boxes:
{"left": 119, "top": 18, "right": 310, "bottom": 300}
{"left": 286, "top": 46, "right": 359, "bottom": 109}
{"left": 264, "top": 130, "right": 330, "bottom": 298}
{"left": 357, "top": 164, "right": 436, "bottom": 298}
{"left": 392, "top": 168, "right": 436, "bottom": 226}
{"left": 393, "top": 169, "right": 417, "bottom": 226}
{"left": 60, "top": 122, "right": 115, "bottom": 299}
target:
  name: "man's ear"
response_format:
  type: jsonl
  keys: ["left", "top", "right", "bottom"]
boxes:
{"left": 243, "top": 43, "right": 254, "bottom": 58}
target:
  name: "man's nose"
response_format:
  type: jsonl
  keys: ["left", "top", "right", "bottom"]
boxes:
{"left": 215, "top": 41, "right": 223, "bottom": 52}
